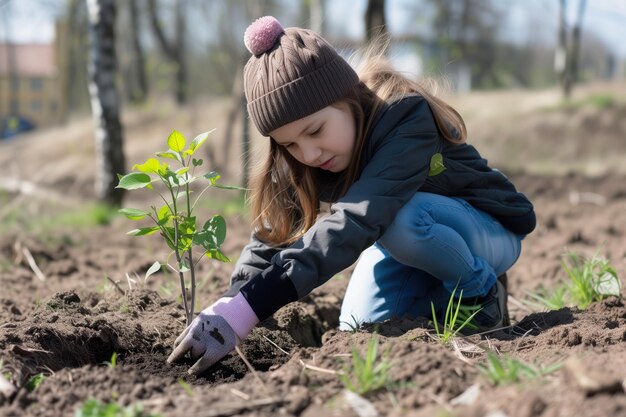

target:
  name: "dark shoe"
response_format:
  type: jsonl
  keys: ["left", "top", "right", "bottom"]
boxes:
{"left": 459, "top": 276, "right": 509, "bottom": 334}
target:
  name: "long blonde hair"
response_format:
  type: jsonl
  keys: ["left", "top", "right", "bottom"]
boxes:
{"left": 249, "top": 41, "right": 467, "bottom": 246}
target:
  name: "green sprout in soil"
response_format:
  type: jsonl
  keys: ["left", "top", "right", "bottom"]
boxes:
{"left": 523, "top": 250, "right": 621, "bottom": 312}
{"left": 116, "top": 129, "right": 242, "bottom": 325}
{"left": 25, "top": 373, "right": 45, "bottom": 392}
{"left": 177, "top": 378, "right": 193, "bottom": 397}
{"left": 430, "top": 286, "right": 481, "bottom": 344}
{"left": 75, "top": 398, "right": 161, "bottom": 417}
{"left": 477, "top": 351, "right": 562, "bottom": 386}
{"left": 340, "top": 314, "right": 364, "bottom": 333}
{"left": 103, "top": 352, "right": 117, "bottom": 369}
{"left": 339, "top": 335, "right": 393, "bottom": 395}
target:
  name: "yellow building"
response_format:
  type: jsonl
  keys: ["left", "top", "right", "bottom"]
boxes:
{"left": 0, "top": 26, "right": 67, "bottom": 134}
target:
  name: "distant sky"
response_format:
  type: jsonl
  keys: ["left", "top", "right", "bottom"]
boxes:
{"left": 1, "top": 0, "right": 625, "bottom": 57}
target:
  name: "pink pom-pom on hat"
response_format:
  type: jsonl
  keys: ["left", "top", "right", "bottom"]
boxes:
{"left": 244, "top": 16, "right": 284, "bottom": 55}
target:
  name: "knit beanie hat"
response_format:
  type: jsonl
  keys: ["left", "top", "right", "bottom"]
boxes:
{"left": 243, "top": 16, "right": 360, "bottom": 136}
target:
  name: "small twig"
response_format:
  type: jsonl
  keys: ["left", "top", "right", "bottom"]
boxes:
{"left": 193, "top": 397, "right": 286, "bottom": 417}
{"left": 299, "top": 359, "right": 339, "bottom": 375}
{"left": 106, "top": 276, "right": 125, "bottom": 296}
{"left": 21, "top": 246, "right": 46, "bottom": 282}
{"left": 262, "top": 335, "right": 290, "bottom": 356}
{"left": 229, "top": 388, "right": 251, "bottom": 401}
{"left": 234, "top": 346, "right": 271, "bottom": 396}
{"left": 330, "top": 353, "right": 352, "bottom": 358}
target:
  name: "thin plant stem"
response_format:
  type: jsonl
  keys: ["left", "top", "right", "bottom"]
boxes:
{"left": 170, "top": 184, "right": 190, "bottom": 325}
{"left": 185, "top": 167, "right": 197, "bottom": 322}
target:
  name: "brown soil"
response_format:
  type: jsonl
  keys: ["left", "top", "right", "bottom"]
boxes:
{"left": 1, "top": 84, "right": 626, "bottom": 417}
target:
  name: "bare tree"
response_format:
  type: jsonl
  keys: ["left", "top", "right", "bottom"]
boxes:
{"left": 128, "top": 0, "right": 148, "bottom": 103}
{"left": 558, "top": 0, "right": 588, "bottom": 98}
{"left": 86, "top": 0, "right": 125, "bottom": 205}
{"left": 147, "top": 0, "right": 188, "bottom": 104}
{"left": 364, "top": 0, "right": 387, "bottom": 42}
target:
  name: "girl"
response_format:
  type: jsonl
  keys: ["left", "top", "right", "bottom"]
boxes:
{"left": 167, "top": 16, "right": 535, "bottom": 375}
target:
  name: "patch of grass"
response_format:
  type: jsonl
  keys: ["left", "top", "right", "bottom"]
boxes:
{"left": 194, "top": 192, "right": 248, "bottom": 218}
{"left": 339, "top": 335, "right": 393, "bottom": 395}
{"left": 430, "top": 286, "right": 481, "bottom": 344}
{"left": 547, "top": 93, "right": 617, "bottom": 112}
{"left": 1, "top": 201, "right": 119, "bottom": 241}
{"left": 523, "top": 250, "right": 621, "bottom": 311}
{"left": 562, "top": 250, "right": 620, "bottom": 309}
{"left": 477, "top": 351, "right": 562, "bottom": 386}
{"left": 523, "top": 285, "right": 568, "bottom": 311}
{"left": 75, "top": 399, "right": 162, "bottom": 417}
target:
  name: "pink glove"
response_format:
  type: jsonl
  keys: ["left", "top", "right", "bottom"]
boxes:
{"left": 167, "top": 293, "right": 259, "bottom": 375}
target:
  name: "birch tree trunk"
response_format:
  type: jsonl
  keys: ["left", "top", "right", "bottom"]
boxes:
{"left": 86, "top": 0, "right": 126, "bottom": 205}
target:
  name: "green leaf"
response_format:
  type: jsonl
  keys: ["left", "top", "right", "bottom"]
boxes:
{"left": 179, "top": 260, "right": 190, "bottom": 273}
{"left": 145, "top": 261, "right": 161, "bottom": 280}
{"left": 205, "top": 249, "right": 230, "bottom": 263}
{"left": 127, "top": 226, "right": 160, "bottom": 236}
{"left": 119, "top": 208, "right": 150, "bottom": 220}
{"left": 176, "top": 167, "right": 190, "bottom": 175}
{"left": 132, "top": 158, "right": 161, "bottom": 174}
{"left": 214, "top": 184, "right": 246, "bottom": 191}
{"left": 116, "top": 173, "right": 153, "bottom": 190}
{"left": 157, "top": 205, "right": 172, "bottom": 225}
{"left": 204, "top": 171, "right": 221, "bottom": 185}
{"left": 428, "top": 153, "right": 446, "bottom": 177}
{"left": 192, "top": 158, "right": 203, "bottom": 167}
{"left": 189, "top": 129, "right": 214, "bottom": 152}
{"left": 168, "top": 130, "right": 186, "bottom": 152}
{"left": 203, "top": 171, "right": 243, "bottom": 190}
{"left": 156, "top": 150, "right": 183, "bottom": 163}
{"left": 205, "top": 215, "right": 226, "bottom": 246}
{"left": 162, "top": 227, "right": 177, "bottom": 251}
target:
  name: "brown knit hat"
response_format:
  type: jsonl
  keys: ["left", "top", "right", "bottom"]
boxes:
{"left": 243, "top": 16, "right": 360, "bottom": 136}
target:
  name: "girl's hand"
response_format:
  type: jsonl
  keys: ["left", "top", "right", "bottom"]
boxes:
{"left": 167, "top": 294, "right": 259, "bottom": 375}
{"left": 167, "top": 305, "right": 237, "bottom": 375}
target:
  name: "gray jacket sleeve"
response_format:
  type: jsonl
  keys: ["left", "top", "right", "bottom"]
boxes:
{"left": 238, "top": 97, "right": 443, "bottom": 320}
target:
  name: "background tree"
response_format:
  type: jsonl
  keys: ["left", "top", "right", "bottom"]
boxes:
{"left": 127, "top": 0, "right": 148, "bottom": 103}
{"left": 557, "top": 0, "right": 588, "bottom": 99}
{"left": 147, "top": 0, "right": 187, "bottom": 104}
{"left": 86, "top": 0, "right": 125, "bottom": 205}
{"left": 365, "top": 0, "right": 386, "bottom": 42}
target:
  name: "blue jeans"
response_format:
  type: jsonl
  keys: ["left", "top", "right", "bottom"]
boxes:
{"left": 338, "top": 192, "right": 522, "bottom": 330}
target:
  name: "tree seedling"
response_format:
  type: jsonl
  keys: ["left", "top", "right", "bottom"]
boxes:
{"left": 117, "top": 130, "right": 242, "bottom": 325}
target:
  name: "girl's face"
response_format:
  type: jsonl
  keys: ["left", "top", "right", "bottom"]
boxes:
{"left": 269, "top": 102, "right": 355, "bottom": 173}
